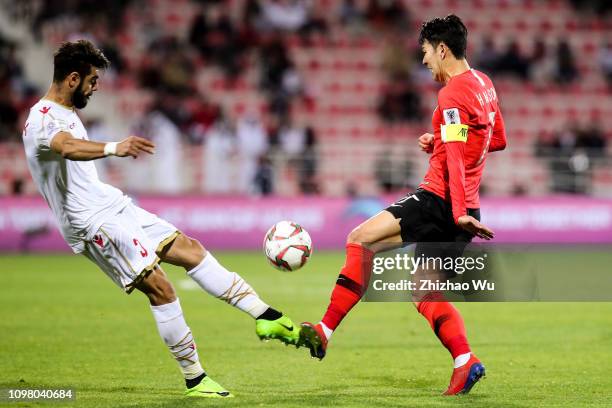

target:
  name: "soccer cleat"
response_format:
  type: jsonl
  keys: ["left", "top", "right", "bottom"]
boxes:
{"left": 256, "top": 315, "right": 301, "bottom": 346}
{"left": 443, "top": 354, "right": 485, "bottom": 395}
{"left": 184, "top": 376, "right": 233, "bottom": 398}
{"left": 299, "top": 322, "right": 328, "bottom": 360}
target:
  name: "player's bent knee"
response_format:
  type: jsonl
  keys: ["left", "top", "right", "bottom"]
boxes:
{"left": 188, "top": 236, "right": 206, "bottom": 259}
{"left": 160, "top": 233, "right": 207, "bottom": 270}
{"left": 347, "top": 227, "right": 369, "bottom": 245}
{"left": 181, "top": 234, "right": 206, "bottom": 268}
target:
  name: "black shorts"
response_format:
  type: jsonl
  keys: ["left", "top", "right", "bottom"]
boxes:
{"left": 385, "top": 189, "right": 480, "bottom": 266}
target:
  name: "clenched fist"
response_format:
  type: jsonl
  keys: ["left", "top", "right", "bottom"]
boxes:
{"left": 418, "top": 133, "right": 434, "bottom": 153}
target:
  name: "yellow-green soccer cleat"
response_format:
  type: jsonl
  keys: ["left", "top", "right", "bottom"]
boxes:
{"left": 256, "top": 315, "right": 301, "bottom": 346}
{"left": 184, "top": 376, "right": 233, "bottom": 398}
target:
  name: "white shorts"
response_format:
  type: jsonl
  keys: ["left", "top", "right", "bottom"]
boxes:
{"left": 82, "top": 203, "right": 179, "bottom": 293}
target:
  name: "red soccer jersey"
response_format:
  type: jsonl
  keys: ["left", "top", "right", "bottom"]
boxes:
{"left": 419, "top": 69, "right": 506, "bottom": 224}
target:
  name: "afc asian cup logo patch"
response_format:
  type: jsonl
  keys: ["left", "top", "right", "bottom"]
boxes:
{"left": 443, "top": 108, "right": 460, "bottom": 125}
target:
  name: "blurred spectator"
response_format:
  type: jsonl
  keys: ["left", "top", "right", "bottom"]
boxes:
{"left": 298, "top": 126, "right": 319, "bottom": 194}
{"left": 260, "top": 0, "right": 309, "bottom": 32}
{"left": 529, "top": 39, "right": 555, "bottom": 87}
{"left": 576, "top": 122, "right": 606, "bottom": 159}
{"left": 265, "top": 113, "right": 282, "bottom": 151}
{"left": 568, "top": 0, "right": 611, "bottom": 14}
{"left": 239, "top": 0, "right": 263, "bottom": 47}
{"left": 157, "top": 38, "right": 195, "bottom": 95}
{"left": 0, "top": 91, "right": 19, "bottom": 141}
{"left": 279, "top": 117, "right": 305, "bottom": 157}
{"left": 134, "top": 103, "right": 184, "bottom": 194}
{"left": 187, "top": 96, "right": 220, "bottom": 144}
{"left": 254, "top": 155, "right": 275, "bottom": 195}
{"left": 598, "top": 42, "right": 612, "bottom": 87}
{"left": 475, "top": 38, "right": 500, "bottom": 75}
{"left": 236, "top": 111, "right": 269, "bottom": 194}
{"left": 338, "top": 0, "right": 366, "bottom": 34}
{"left": 381, "top": 33, "right": 412, "bottom": 80}
{"left": 542, "top": 126, "right": 584, "bottom": 193}
{"left": 554, "top": 39, "right": 579, "bottom": 85}
{"left": 189, "top": 6, "right": 246, "bottom": 80}
{"left": 146, "top": 110, "right": 183, "bottom": 194}
{"left": 0, "top": 39, "right": 25, "bottom": 88}
{"left": 203, "top": 112, "right": 236, "bottom": 193}
{"left": 0, "top": 36, "right": 32, "bottom": 142}
{"left": 298, "top": 6, "right": 329, "bottom": 45}
{"left": 259, "top": 38, "right": 300, "bottom": 118}
{"left": 377, "top": 76, "right": 421, "bottom": 123}
{"left": 374, "top": 145, "right": 413, "bottom": 193}
{"left": 366, "top": 0, "right": 410, "bottom": 32}
{"left": 496, "top": 40, "right": 529, "bottom": 80}
{"left": 537, "top": 123, "right": 606, "bottom": 194}
{"left": 138, "top": 36, "right": 195, "bottom": 97}
{"left": 99, "top": 37, "right": 125, "bottom": 76}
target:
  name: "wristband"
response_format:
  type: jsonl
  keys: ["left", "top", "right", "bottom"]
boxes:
{"left": 104, "top": 142, "right": 118, "bottom": 156}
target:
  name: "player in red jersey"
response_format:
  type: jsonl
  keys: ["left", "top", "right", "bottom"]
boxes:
{"left": 299, "top": 15, "right": 506, "bottom": 395}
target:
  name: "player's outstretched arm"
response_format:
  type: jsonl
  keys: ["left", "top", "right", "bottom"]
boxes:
{"left": 51, "top": 132, "right": 155, "bottom": 161}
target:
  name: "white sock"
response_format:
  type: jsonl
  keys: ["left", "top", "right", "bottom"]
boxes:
{"left": 150, "top": 298, "right": 204, "bottom": 380}
{"left": 187, "top": 252, "right": 269, "bottom": 318}
{"left": 320, "top": 322, "right": 333, "bottom": 340}
{"left": 454, "top": 352, "right": 471, "bottom": 368}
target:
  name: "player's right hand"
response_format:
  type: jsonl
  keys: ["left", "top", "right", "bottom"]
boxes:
{"left": 457, "top": 215, "right": 495, "bottom": 240}
{"left": 418, "top": 133, "right": 434, "bottom": 153}
{"left": 117, "top": 136, "right": 156, "bottom": 158}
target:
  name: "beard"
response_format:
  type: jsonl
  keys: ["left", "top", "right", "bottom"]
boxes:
{"left": 72, "top": 83, "right": 90, "bottom": 109}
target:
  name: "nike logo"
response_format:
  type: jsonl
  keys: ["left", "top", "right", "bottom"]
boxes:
{"left": 196, "top": 391, "right": 231, "bottom": 396}
{"left": 280, "top": 323, "right": 294, "bottom": 331}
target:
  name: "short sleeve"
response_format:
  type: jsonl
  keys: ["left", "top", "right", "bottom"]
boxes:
{"left": 37, "top": 115, "right": 69, "bottom": 150}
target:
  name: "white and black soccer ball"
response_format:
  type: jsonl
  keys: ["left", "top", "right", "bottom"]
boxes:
{"left": 263, "top": 221, "right": 312, "bottom": 272}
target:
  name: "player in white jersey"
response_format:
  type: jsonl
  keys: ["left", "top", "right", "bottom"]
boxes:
{"left": 22, "top": 40, "right": 301, "bottom": 398}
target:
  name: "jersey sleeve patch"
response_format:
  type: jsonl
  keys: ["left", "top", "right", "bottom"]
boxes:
{"left": 441, "top": 124, "right": 468, "bottom": 143}
{"left": 38, "top": 115, "right": 69, "bottom": 149}
{"left": 443, "top": 108, "right": 461, "bottom": 125}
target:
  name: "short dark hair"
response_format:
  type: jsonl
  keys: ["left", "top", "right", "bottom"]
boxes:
{"left": 53, "top": 40, "right": 110, "bottom": 83}
{"left": 418, "top": 14, "right": 468, "bottom": 59}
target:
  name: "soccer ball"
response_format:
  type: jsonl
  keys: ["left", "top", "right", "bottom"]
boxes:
{"left": 264, "top": 221, "right": 312, "bottom": 272}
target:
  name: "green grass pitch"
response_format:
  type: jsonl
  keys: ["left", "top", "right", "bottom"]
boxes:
{"left": 1, "top": 251, "right": 611, "bottom": 407}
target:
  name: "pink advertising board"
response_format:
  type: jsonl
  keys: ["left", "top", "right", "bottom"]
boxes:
{"left": 0, "top": 195, "right": 611, "bottom": 252}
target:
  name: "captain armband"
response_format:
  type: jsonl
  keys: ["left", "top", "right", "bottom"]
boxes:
{"left": 441, "top": 124, "right": 468, "bottom": 143}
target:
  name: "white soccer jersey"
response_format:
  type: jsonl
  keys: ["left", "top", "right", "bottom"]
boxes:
{"left": 23, "top": 99, "right": 130, "bottom": 253}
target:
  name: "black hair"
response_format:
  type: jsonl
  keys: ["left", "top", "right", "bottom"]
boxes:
{"left": 52, "top": 40, "right": 110, "bottom": 83}
{"left": 418, "top": 14, "right": 468, "bottom": 59}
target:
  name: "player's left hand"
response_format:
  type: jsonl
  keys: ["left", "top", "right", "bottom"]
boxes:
{"left": 457, "top": 215, "right": 495, "bottom": 240}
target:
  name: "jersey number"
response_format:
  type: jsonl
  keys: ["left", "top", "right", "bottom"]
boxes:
{"left": 476, "top": 111, "right": 496, "bottom": 166}
{"left": 133, "top": 238, "right": 148, "bottom": 258}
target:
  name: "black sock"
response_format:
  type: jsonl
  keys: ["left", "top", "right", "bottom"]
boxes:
{"left": 256, "top": 307, "right": 283, "bottom": 320}
{"left": 185, "top": 372, "right": 207, "bottom": 389}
